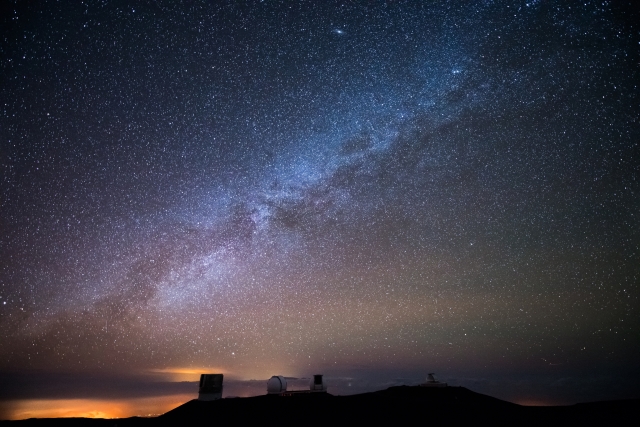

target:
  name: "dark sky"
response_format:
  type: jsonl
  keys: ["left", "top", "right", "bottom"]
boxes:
{"left": 1, "top": 0, "right": 639, "bottom": 419}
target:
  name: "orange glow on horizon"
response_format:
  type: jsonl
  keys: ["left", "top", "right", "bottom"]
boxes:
{"left": 144, "top": 366, "right": 289, "bottom": 382}
{"left": 146, "top": 367, "right": 230, "bottom": 382}
{"left": 0, "top": 394, "right": 195, "bottom": 421}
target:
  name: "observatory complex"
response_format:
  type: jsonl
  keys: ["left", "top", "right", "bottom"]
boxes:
{"left": 268, "top": 374, "right": 328, "bottom": 395}
{"left": 198, "top": 371, "right": 444, "bottom": 400}
{"left": 198, "top": 373, "right": 328, "bottom": 400}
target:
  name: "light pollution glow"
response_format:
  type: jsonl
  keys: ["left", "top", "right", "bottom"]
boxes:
{"left": 0, "top": 395, "right": 194, "bottom": 420}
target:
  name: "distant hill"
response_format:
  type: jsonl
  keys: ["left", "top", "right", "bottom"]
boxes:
{"left": 161, "top": 385, "right": 637, "bottom": 426}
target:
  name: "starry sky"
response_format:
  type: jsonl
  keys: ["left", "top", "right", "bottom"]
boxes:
{"left": 1, "top": 0, "right": 639, "bottom": 419}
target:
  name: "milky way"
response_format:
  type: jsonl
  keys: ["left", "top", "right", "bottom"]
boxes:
{"left": 1, "top": 0, "right": 638, "bottom": 414}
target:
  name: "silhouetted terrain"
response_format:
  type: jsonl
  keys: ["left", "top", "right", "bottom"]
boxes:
{"left": 2, "top": 386, "right": 638, "bottom": 426}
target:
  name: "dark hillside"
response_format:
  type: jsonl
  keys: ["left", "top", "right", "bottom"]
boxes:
{"left": 159, "top": 386, "right": 637, "bottom": 426}
{"left": 2, "top": 387, "right": 637, "bottom": 426}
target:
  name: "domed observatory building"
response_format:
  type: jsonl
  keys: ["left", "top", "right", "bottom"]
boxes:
{"left": 420, "top": 373, "right": 447, "bottom": 387}
{"left": 309, "top": 374, "right": 327, "bottom": 392}
{"left": 267, "top": 375, "right": 288, "bottom": 394}
{"left": 198, "top": 374, "right": 224, "bottom": 400}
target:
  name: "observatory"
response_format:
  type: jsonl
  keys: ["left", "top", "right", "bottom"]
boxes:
{"left": 310, "top": 374, "right": 327, "bottom": 392}
{"left": 267, "top": 375, "right": 288, "bottom": 394}
{"left": 198, "top": 374, "right": 224, "bottom": 400}
{"left": 420, "top": 373, "right": 447, "bottom": 387}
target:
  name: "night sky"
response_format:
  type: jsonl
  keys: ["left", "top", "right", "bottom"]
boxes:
{"left": 1, "top": 0, "right": 639, "bottom": 419}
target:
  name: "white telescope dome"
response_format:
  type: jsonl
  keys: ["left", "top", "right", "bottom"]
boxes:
{"left": 267, "top": 375, "right": 288, "bottom": 394}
